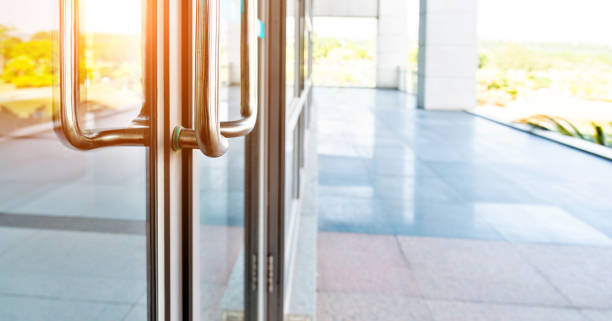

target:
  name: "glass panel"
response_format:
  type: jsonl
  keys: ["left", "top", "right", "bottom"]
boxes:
{"left": 285, "top": 0, "right": 295, "bottom": 106}
{"left": 78, "top": 0, "right": 144, "bottom": 124}
{"left": 305, "top": 0, "right": 312, "bottom": 80}
{"left": 0, "top": 0, "right": 148, "bottom": 320}
{"left": 303, "top": 27, "right": 310, "bottom": 85}
{"left": 283, "top": 122, "right": 300, "bottom": 296}
{"left": 198, "top": 0, "right": 244, "bottom": 319}
{"left": 297, "top": 0, "right": 305, "bottom": 93}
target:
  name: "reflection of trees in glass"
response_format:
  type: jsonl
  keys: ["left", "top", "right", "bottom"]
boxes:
{"left": 78, "top": 32, "right": 143, "bottom": 111}
{"left": 0, "top": 24, "right": 143, "bottom": 123}
{"left": 0, "top": 27, "right": 54, "bottom": 88}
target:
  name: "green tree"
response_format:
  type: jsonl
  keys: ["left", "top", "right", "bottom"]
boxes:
{"left": 1, "top": 32, "right": 53, "bottom": 88}
{"left": 0, "top": 24, "right": 13, "bottom": 71}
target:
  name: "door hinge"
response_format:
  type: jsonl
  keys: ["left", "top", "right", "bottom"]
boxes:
{"left": 251, "top": 254, "right": 257, "bottom": 292}
{"left": 267, "top": 255, "right": 274, "bottom": 293}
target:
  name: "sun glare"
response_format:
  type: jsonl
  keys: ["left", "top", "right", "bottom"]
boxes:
{"left": 81, "top": 0, "right": 142, "bottom": 34}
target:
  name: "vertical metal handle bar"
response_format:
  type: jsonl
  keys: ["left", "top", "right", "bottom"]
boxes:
{"left": 174, "top": 0, "right": 258, "bottom": 157}
{"left": 57, "top": 0, "right": 146, "bottom": 150}
{"left": 194, "top": 0, "right": 228, "bottom": 157}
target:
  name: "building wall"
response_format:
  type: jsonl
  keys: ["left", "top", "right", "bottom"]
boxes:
{"left": 376, "top": 0, "right": 411, "bottom": 88}
{"left": 312, "top": 0, "right": 377, "bottom": 17}
{"left": 417, "top": 0, "right": 477, "bottom": 109}
{"left": 313, "top": 0, "right": 477, "bottom": 107}
{"left": 312, "top": 0, "right": 412, "bottom": 89}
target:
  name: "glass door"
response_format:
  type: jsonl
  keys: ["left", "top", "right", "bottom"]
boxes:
{"left": 263, "top": 0, "right": 313, "bottom": 319}
{"left": 0, "top": 0, "right": 151, "bottom": 320}
{"left": 0, "top": 0, "right": 265, "bottom": 320}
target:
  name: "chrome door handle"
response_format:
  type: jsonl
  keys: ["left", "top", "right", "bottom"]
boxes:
{"left": 172, "top": 0, "right": 258, "bottom": 157}
{"left": 56, "top": 0, "right": 146, "bottom": 150}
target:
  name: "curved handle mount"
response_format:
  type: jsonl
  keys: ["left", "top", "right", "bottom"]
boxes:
{"left": 56, "top": 0, "right": 146, "bottom": 150}
{"left": 172, "top": 0, "right": 258, "bottom": 157}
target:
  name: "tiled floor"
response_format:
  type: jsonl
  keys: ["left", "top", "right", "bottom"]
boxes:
{"left": 2, "top": 86, "right": 612, "bottom": 320}
{"left": 314, "top": 87, "right": 612, "bottom": 320}
{"left": 315, "top": 87, "right": 612, "bottom": 243}
{"left": 0, "top": 88, "right": 245, "bottom": 320}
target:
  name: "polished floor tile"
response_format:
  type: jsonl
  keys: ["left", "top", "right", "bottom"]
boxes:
{"left": 426, "top": 300, "right": 588, "bottom": 321}
{"left": 313, "top": 87, "right": 612, "bottom": 320}
{"left": 581, "top": 310, "right": 612, "bottom": 321}
{"left": 314, "top": 87, "right": 612, "bottom": 245}
{"left": 397, "top": 237, "right": 570, "bottom": 306}
{"left": 514, "top": 244, "right": 612, "bottom": 308}
{"left": 318, "top": 196, "right": 394, "bottom": 234}
{"left": 317, "top": 232, "right": 420, "bottom": 296}
{"left": 317, "top": 293, "right": 433, "bottom": 321}
{"left": 474, "top": 203, "right": 612, "bottom": 246}
{"left": 384, "top": 201, "right": 503, "bottom": 240}
{"left": 0, "top": 296, "right": 132, "bottom": 321}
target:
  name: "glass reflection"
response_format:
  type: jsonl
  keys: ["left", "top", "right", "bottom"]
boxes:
{"left": 78, "top": 0, "right": 144, "bottom": 125}
{"left": 285, "top": 0, "right": 295, "bottom": 105}
{"left": 198, "top": 0, "right": 244, "bottom": 319}
{"left": 0, "top": 0, "right": 147, "bottom": 320}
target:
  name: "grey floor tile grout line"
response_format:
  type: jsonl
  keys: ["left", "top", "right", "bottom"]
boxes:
{"left": 393, "top": 234, "right": 415, "bottom": 271}
{"left": 0, "top": 229, "right": 38, "bottom": 260}
{"left": 420, "top": 297, "right": 597, "bottom": 311}
{"left": 120, "top": 300, "right": 146, "bottom": 321}
{"left": 508, "top": 242, "right": 578, "bottom": 308}
{"left": 315, "top": 289, "right": 603, "bottom": 312}
{"left": 0, "top": 272, "right": 147, "bottom": 282}
{"left": 0, "top": 292, "right": 139, "bottom": 306}
{"left": 0, "top": 212, "right": 146, "bottom": 235}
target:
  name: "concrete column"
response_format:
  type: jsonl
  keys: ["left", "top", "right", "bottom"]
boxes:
{"left": 417, "top": 0, "right": 477, "bottom": 110}
{"left": 376, "top": 0, "right": 410, "bottom": 88}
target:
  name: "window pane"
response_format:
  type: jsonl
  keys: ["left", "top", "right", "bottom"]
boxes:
{"left": 198, "top": 0, "right": 244, "bottom": 319}
{"left": 0, "top": 1, "right": 148, "bottom": 320}
{"left": 285, "top": 0, "right": 296, "bottom": 105}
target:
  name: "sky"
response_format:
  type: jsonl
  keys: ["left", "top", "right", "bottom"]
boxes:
{"left": 314, "top": 18, "right": 378, "bottom": 41}
{"left": 478, "top": 0, "right": 612, "bottom": 45}
{"left": 316, "top": 0, "right": 612, "bottom": 46}
{"left": 0, "top": 0, "right": 141, "bottom": 36}
{"left": 2, "top": 0, "right": 612, "bottom": 45}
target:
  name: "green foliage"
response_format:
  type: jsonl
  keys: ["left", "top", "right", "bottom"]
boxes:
{"left": 311, "top": 32, "right": 376, "bottom": 87}
{"left": 592, "top": 122, "right": 606, "bottom": 145}
{"left": 1, "top": 26, "right": 142, "bottom": 92}
{"left": 2, "top": 55, "right": 52, "bottom": 87}
{"left": 478, "top": 53, "right": 488, "bottom": 69}
{"left": 406, "top": 47, "right": 419, "bottom": 71}
{"left": 1, "top": 26, "right": 54, "bottom": 88}
{"left": 312, "top": 33, "right": 374, "bottom": 62}
{"left": 518, "top": 115, "right": 583, "bottom": 138}
{"left": 517, "top": 115, "right": 612, "bottom": 147}
{"left": 478, "top": 42, "right": 612, "bottom": 106}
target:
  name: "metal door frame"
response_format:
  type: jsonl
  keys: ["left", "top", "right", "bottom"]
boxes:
{"left": 148, "top": 0, "right": 191, "bottom": 319}
{"left": 151, "top": 0, "right": 266, "bottom": 320}
{"left": 263, "top": 0, "right": 313, "bottom": 319}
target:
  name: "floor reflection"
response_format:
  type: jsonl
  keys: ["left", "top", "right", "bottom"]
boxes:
{"left": 315, "top": 87, "right": 612, "bottom": 321}
{"left": 315, "top": 87, "right": 612, "bottom": 246}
